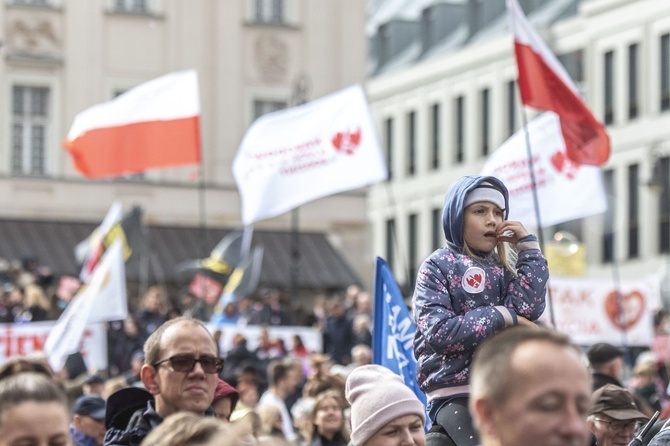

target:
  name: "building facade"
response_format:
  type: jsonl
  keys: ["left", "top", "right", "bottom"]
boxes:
{"left": 366, "top": 0, "right": 670, "bottom": 303}
{"left": 0, "top": 0, "right": 372, "bottom": 292}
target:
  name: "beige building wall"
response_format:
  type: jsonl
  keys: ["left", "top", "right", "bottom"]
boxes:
{"left": 0, "top": 0, "right": 374, "bottom": 288}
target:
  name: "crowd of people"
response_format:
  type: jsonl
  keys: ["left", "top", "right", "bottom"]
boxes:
{"left": 3, "top": 174, "right": 670, "bottom": 446}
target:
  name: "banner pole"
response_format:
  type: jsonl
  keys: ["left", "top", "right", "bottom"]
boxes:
{"left": 520, "top": 107, "right": 556, "bottom": 328}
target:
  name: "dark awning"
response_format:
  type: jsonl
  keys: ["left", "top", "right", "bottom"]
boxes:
{"left": 0, "top": 218, "right": 361, "bottom": 291}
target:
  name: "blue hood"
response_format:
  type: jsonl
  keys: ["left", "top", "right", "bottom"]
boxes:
{"left": 441, "top": 175, "right": 510, "bottom": 249}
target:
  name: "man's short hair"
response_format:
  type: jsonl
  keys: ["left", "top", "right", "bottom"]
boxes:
{"left": 587, "top": 343, "right": 623, "bottom": 369}
{"left": 143, "top": 317, "right": 217, "bottom": 366}
{"left": 267, "top": 361, "right": 290, "bottom": 387}
{"left": 470, "top": 326, "right": 578, "bottom": 407}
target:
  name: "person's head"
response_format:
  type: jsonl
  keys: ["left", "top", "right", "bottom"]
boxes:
{"left": 24, "top": 284, "right": 51, "bottom": 310}
{"left": 141, "top": 317, "right": 221, "bottom": 418}
{"left": 345, "top": 364, "right": 425, "bottom": 446}
{"left": 102, "top": 376, "right": 128, "bottom": 400}
{"left": 0, "top": 356, "right": 55, "bottom": 381}
{"left": 312, "top": 390, "right": 346, "bottom": 439}
{"left": 230, "top": 408, "right": 262, "bottom": 438}
{"left": 83, "top": 373, "right": 105, "bottom": 396}
{"left": 355, "top": 292, "right": 372, "bottom": 313}
{"left": 587, "top": 343, "right": 624, "bottom": 381}
{"left": 587, "top": 384, "right": 647, "bottom": 446}
{"left": 267, "top": 361, "right": 292, "bottom": 397}
{"left": 351, "top": 344, "right": 372, "bottom": 366}
{"left": 141, "top": 411, "right": 238, "bottom": 446}
{"left": 292, "top": 334, "right": 305, "bottom": 350}
{"left": 212, "top": 378, "right": 239, "bottom": 422}
{"left": 237, "top": 382, "right": 260, "bottom": 408}
{"left": 256, "top": 404, "right": 283, "bottom": 435}
{"left": 0, "top": 372, "right": 71, "bottom": 446}
{"left": 291, "top": 397, "right": 316, "bottom": 440}
{"left": 442, "top": 176, "right": 511, "bottom": 265}
{"left": 72, "top": 395, "right": 106, "bottom": 445}
{"left": 142, "top": 286, "right": 167, "bottom": 313}
{"left": 470, "top": 326, "right": 591, "bottom": 446}
{"left": 283, "top": 357, "right": 304, "bottom": 392}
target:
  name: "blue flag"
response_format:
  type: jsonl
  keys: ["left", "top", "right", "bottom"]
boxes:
{"left": 372, "top": 256, "right": 428, "bottom": 411}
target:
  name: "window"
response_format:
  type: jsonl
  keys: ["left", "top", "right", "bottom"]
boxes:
{"left": 12, "top": 86, "right": 49, "bottom": 176}
{"left": 408, "top": 213, "right": 418, "bottom": 287}
{"left": 12, "top": 0, "right": 48, "bottom": 5}
{"left": 627, "top": 164, "right": 639, "bottom": 259}
{"left": 602, "top": 169, "right": 615, "bottom": 263}
{"left": 628, "top": 44, "right": 639, "bottom": 120}
{"left": 253, "top": 100, "right": 285, "bottom": 120}
{"left": 114, "top": 0, "right": 147, "bottom": 13}
{"left": 658, "top": 157, "right": 670, "bottom": 254}
{"left": 377, "top": 24, "right": 391, "bottom": 68}
{"left": 558, "top": 50, "right": 584, "bottom": 84}
{"left": 507, "top": 80, "right": 517, "bottom": 136}
{"left": 385, "top": 218, "right": 396, "bottom": 272}
{"left": 384, "top": 117, "right": 394, "bottom": 181}
{"left": 407, "top": 111, "right": 416, "bottom": 176}
{"left": 662, "top": 34, "right": 670, "bottom": 111}
{"left": 604, "top": 50, "right": 615, "bottom": 125}
{"left": 255, "top": 0, "right": 284, "bottom": 24}
{"left": 432, "top": 207, "right": 442, "bottom": 250}
{"left": 454, "top": 95, "right": 464, "bottom": 164}
{"left": 420, "top": 7, "right": 436, "bottom": 54}
{"left": 480, "top": 88, "right": 490, "bottom": 157}
{"left": 430, "top": 103, "right": 440, "bottom": 170}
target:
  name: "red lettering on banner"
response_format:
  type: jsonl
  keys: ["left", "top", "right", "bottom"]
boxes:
{"left": 555, "top": 288, "right": 594, "bottom": 306}
{"left": 556, "top": 318, "right": 601, "bottom": 335}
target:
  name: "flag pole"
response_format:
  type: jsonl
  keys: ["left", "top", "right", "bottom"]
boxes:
{"left": 605, "top": 193, "right": 631, "bottom": 365}
{"left": 289, "top": 74, "right": 311, "bottom": 302}
{"left": 520, "top": 107, "right": 556, "bottom": 328}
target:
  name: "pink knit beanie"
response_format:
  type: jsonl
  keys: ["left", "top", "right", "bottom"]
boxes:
{"left": 345, "top": 364, "right": 425, "bottom": 445}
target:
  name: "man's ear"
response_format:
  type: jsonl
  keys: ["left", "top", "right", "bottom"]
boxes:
{"left": 472, "top": 396, "right": 497, "bottom": 438}
{"left": 140, "top": 364, "right": 160, "bottom": 396}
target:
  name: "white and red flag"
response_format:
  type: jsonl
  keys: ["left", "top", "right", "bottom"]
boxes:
{"left": 506, "top": 0, "right": 610, "bottom": 166}
{"left": 64, "top": 70, "right": 201, "bottom": 178}
{"left": 233, "top": 84, "right": 387, "bottom": 225}
{"left": 480, "top": 112, "right": 607, "bottom": 228}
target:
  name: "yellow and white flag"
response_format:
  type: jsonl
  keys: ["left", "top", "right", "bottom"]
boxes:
{"left": 45, "top": 239, "right": 127, "bottom": 371}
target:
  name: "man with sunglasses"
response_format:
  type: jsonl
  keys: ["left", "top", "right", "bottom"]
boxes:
{"left": 104, "top": 317, "right": 223, "bottom": 446}
{"left": 587, "top": 384, "right": 648, "bottom": 446}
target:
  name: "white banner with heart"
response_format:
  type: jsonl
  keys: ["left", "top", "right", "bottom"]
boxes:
{"left": 480, "top": 111, "right": 607, "bottom": 229}
{"left": 540, "top": 277, "right": 659, "bottom": 346}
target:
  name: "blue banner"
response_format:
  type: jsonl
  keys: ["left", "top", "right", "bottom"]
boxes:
{"left": 372, "top": 256, "right": 427, "bottom": 411}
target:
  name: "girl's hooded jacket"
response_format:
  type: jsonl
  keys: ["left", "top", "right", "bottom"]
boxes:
{"left": 412, "top": 175, "right": 548, "bottom": 398}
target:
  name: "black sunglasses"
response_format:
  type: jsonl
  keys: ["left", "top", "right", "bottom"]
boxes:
{"left": 153, "top": 355, "right": 224, "bottom": 374}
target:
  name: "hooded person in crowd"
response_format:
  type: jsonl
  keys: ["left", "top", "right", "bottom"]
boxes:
{"left": 412, "top": 175, "right": 548, "bottom": 445}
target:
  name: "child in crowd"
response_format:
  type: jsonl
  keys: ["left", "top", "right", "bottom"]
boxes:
{"left": 413, "top": 175, "right": 548, "bottom": 445}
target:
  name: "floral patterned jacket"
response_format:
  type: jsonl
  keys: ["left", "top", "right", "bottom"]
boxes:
{"left": 412, "top": 236, "right": 548, "bottom": 397}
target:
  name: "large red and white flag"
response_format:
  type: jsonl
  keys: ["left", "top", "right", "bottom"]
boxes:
{"left": 480, "top": 112, "right": 607, "bottom": 228}
{"left": 64, "top": 70, "right": 201, "bottom": 178}
{"left": 506, "top": 0, "right": 610, "bottom": 166}
{"left": 233, "top": 84, "right": 387, "bottom": 225}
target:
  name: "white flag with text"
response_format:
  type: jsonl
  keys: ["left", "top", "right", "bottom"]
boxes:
{"left": 233, "top": 84, "right": 387, "bottom": 225}
{"left": 480, "top": 111, "right": 607, "bottom": 228}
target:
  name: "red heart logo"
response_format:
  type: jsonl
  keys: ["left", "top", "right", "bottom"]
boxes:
{"left": 331, "top": 128, "right": 362, "bottom": 155}
{"left": 466, "top": 273, "right": 482, "bottom": 288}
{"left": 551, "top": 151, "right": 565, "bottom": 173}
{"left": 604, "top": 291, "right": 645, "bottom": 330}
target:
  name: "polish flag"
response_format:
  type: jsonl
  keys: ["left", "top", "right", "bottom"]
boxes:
{"left": 506, "top": 0, "right": 610, "bottom": 166}
{"left": 64, "top": 70, "right": 201, "bottom": 178}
